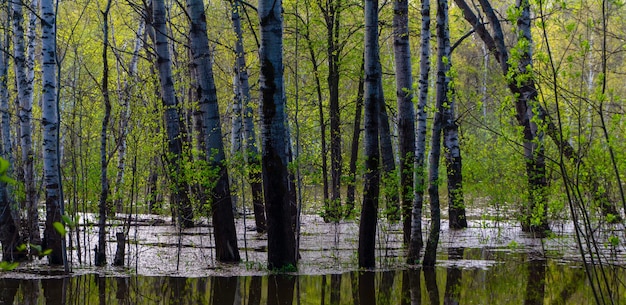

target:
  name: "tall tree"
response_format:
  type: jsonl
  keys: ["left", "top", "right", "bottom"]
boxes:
{"left": 442, "top": 18, "right": 467, "bottom": 231}
{"left": 345, "top": 59, "right": 365, "bottom": 218}
{"left": 392, "top": 0, "right": 416, "bottom": 243}
{"left": 187, "top": 0, "right": 240, "bottom": 262}
{"left": 423, "top": 0, "right": 449, "bottom": 268}
{"left": 358, "top": 0, "right": 381, "bottom": 269}
{"left": 258, "top": 0, "right": 297, "bottom": 270}
{"left": 96, "top": 0, "right": 113, "bottom": 267}
{"left": 407, "top": 0, "right": 430, "bottom": 264}
{"left": 0, "top": 36, "right": 24, "bottom": 262}
{"left": 12, "top": 0, "right": 40, "bottom": 247}
{"left": 454, "top": 0, "right": 550, "bottom": 234}
{"left": 41, "top": 0, "right": 66, "bottom": 266}
{"left": 152, "top": 0, "right": 194, "bottom": 228}
{"left": 317, "top": 0, "right": 343, "bottom": 221}
{"left": 231, "top": 0, "right": 266, "bottom": 233}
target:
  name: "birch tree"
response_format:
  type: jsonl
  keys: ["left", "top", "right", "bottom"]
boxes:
{"left": 407, "top": 0, "right": 430, "bottom": 264}
{"left": 41, "top": 0, "right": 66, "bottom": 266}
{"left": 423, "top": 0, "right": 449, "bottom": 268}
{"left": 258, "top": 0, "right": 297, "bottom": 270}
{"left": 392, "top": 0, "right": 416, "bottom": 243}
{"left": 454, "top": 0, "right": 550, "bottom": 234}
{"left": 152, "top": 0, "right": 194, "bottom": 228}
{"left": 96, "top": 0, "right": 113, "bottom": 267}
{"left": 231, "top": 0, "right": 266, "bottom": 233}
{"left": 187, "top": 0, "right": 240, "bottom": 262}
{"left": 358, "top": 0, "right": 381, "bottom": 269}
{"left": 12, "top": 0, "right": 40, "bottom": 247}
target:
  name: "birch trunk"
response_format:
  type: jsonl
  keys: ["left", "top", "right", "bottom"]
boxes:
{"left": 152, "top": 0, "right": 194, "bottom": 228}
{"left": 187, "top": 0, "right": 240, "bottom": 262}
{"left": 455, "top": 0, "right": 550, "bottom": 235}
{"left": 12, "top": 0, "right": 40, "bottom": 247}
{"left": 422, "top": 0, "right": 448, "bottom": 268}
{"left": 96, "top": 0, "right": 113, "bottom": 267}
{"left": 41, "top": 0, "right": 65, "bottom": 266}
{"left": 392, "top": 0, "right": 416, "bottom": 243}
{"left": 441, "top": 11, "right": 467, "bottom": 230}
{"left": 113, "top": 21, "right": 144, "bottom": 214}
{"left": 232, "top": 0, "right": 266, "bottom": 233}
{"left": 258, "top": 0, "right": 297, "bottom": 269}
{"left": 407, "top": 0, "right": 430, "bottom": 264}
{"left": 358, "top": 0, "right": 381, "bottom": 269}
{"left": 516, "top": 0, "right": 549, "bottom": 234}
{"left": 0, "top": 38, "right": 25, "bottom": 262}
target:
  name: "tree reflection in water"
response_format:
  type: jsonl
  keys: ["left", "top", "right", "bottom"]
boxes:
{"left": 0, "top": 254, "right": 622, "bottom": 304}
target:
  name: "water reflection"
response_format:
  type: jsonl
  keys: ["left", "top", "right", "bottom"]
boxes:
{"left": 0, "top": 256, "right": 623, "bottom": 304}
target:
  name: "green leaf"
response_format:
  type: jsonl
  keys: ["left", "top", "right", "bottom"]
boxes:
{"left": 16, "top": 244, "right": 27, "bottom": 252}
{"left": 0, "top": 261, "right": 19, "bottom": 271}
{"left": 53, "top": 222, "right": 66, "bottom": 236}
{"left": 42, "top": 249, "right": 52, "bottom": 256}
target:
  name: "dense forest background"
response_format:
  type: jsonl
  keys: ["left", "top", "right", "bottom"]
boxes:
{"left": 0, "top": 0, "right": 624, "bottom": 277}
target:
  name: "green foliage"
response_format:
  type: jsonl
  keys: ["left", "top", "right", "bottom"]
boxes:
{"left": 0, "top": 157, "right": 15, "bottom": 184}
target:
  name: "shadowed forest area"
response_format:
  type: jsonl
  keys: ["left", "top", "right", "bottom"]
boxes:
{"left": 0, "top": 0, "right": 625, "bottom": 303}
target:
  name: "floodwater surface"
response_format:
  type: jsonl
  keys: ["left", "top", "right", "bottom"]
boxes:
{"left": 0, "top": 214, "right": 624, "bottom": 304}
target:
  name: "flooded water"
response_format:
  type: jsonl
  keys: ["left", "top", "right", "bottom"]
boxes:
{"left": 0, "top": 214, "right": 624, "bottom": 304}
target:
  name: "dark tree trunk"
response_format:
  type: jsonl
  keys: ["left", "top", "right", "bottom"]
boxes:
{"left": 407, "top": 0, "right": 430, "bottom": 264}
{"left": 392, "top": 0, "right": 416, "bottom": 244}
{"left": 267, "top": 275, "right": 295, "bottom": 305}
{"left": 345, "top": 59, "right": 365, "bottom": 218}
{"left": 187, "top": 0, "right": 240, "bottom": 262}
{"left": 359, "top": 0, "right": 381, "bottom": 269}
{"left": 258, "top": 0, "right": 297, "bottom": 270}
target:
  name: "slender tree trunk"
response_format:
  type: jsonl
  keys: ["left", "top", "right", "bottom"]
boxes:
{"left": 152, "top": 0, "right": 194, "bottom": 228}
{"left": 0, "top": 41, "right": 25, "bottom": 262}
{"left": 515, "top": 0, "right": 549, "bottom": 234}
{"left": 326, "top": 0, "right": 343, "bottom": 221}
{"left": 41, "top": 0, "right": 65, "bottom": 266}
{"left": 258, "top": 0, "right": 297, "bottom": 270}
{"left": 392, "top": 0, "right": 415, "bottom": 243}
{"left": 378, "top": 82, "right": 399, "bottom": 221}
{"left": 345, "top": 59, "right": 365, "bottom": 218}
{"left": 407, "top": 0, "right": 430, "bottom": 264}
{"left": 12, "top": 0, "right": 41, "bottom": 247}
{"left": 96, "top": 0, "right": 113, "bottom": 267}
{"left": 302, "top": 4, "right": 330, "bottom": 221}
{"left": 359, "top": 0, "right": 381, "bottom": 269}
{"left": 231, "top": 0, "right": 266, "bottom": 233}
{"left": 441, "top": 18, "right": 467, "bottom": 231}
{"left": 455, "top": 0, "right": 550, "bottom": 235}
{"left": 423, "top": 0, "right": 448, "bottom": 268}
{"left": 113, "top": 21, "right": 144, "bottom": 214}
{"left": 188, "top": 0, "right": 240, "bottom": 262}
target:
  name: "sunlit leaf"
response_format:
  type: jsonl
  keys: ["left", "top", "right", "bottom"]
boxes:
{"left": 53, "top": 222, "right": 67, "bottom": 236}
{"left": 16, "top": 244, "right": 27, "bottom": 252}
{"left": 0, "top": 261, "right": 19, "bottom": 271}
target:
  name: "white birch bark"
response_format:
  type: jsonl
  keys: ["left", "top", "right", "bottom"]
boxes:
{"left": 41, "top": 0, "right": 65, "bottom": 266}
{"left": 232, "top": 0, "right": 266, "bottom": 232}
{"left": 113, "top": 21, "right": 144, "bottom": 213}
{"left": 407, "top": 0, "right": 430, "bottom": 264}
{"left": 13, "top": 0, "right": 41, "bottom": 246}
{"left": 153, "top": 0, "right": 194, "bottom": 228}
